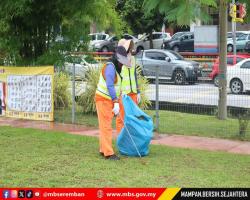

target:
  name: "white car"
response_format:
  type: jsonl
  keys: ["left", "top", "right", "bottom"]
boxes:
{"left": 135, "top": 32, "right": 172, "bottom": 52}
{"left": 88, "top": 33, "right": 109, "bottom": 50}
{"left": 227, "top": 31, "right": 250, "bottom": 52}
{"left": 227, "top": 58, "right": 250, "bottom": 94}
{"left": 64, "top": 55, "right": 100, "bottom": 79}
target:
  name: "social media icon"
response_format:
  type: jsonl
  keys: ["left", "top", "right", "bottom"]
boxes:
{"left": 11, "top": 190, "right": 18, "bottom": 198}
{"left": 18, "top": 190, "right": 25, "bottom": 198}
{"left": 34, "top": 191, "right": 40, "bottom": 197}
{"left": 26, "top": 190, "right": 33, "bottom": 198}
{"left": 2, "top": 190, "right": 10, "bottom": 199}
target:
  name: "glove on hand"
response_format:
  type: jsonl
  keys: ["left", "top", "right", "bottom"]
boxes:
{"left": 112, "top": 102, "right": 120, "bottom": 115}
{"left": 137, "top": 93, "right": 141, "bottom": 104}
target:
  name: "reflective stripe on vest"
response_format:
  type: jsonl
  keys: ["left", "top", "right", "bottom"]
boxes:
{"left": 96, "top": 63, "right": 121, "bottom": 100}
{"left": 121, "top": 56, "right": 137, "bottom": 94}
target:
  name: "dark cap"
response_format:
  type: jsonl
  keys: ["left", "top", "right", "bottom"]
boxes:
{"left": 115, "top": 46, "right": 131, "bottom": 67}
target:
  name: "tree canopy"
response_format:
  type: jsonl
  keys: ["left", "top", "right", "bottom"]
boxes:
{"left": 0, "top": 0, "right": 124, "bottom": 65}
{"left": 116, "top": 0, "right": 165, "bottom": 35}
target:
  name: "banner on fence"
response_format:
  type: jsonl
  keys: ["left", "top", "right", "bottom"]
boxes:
{"left": 0, "top": 66, "right": 54, "bottom": 121}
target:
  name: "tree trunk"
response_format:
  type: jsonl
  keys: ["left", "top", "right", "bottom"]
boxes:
{"left": 218, "top": 0, "right": 228, "bottom": 120}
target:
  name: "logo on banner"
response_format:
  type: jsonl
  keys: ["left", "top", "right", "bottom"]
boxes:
{"left": 18, "top": 190, "right": 25, "bottom": 198}
{"left": 2, "top": 190, "right": 10, "bottom": 199}
{"left": 11, "top": 190, "right": 18, "bottom": 198}
{"left": 34, "top": 191, "right": 40, "bottom": 197}
{"left": 97, "top": 189, "right": 104, "bottom": 198}
{"left": 26, "top": 190, "right": 33, "bottom": 198}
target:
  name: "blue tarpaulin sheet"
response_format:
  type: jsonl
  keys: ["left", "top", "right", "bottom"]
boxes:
{"left": 116, "top": 95, "right": 154, "bottom": 156}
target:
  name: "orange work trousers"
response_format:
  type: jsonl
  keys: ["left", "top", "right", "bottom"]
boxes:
{"left": 95, "top": 95, "right": 116, "bottom": 157}
{"left": 116, "top": 93, "right": 138, "bottom": 134}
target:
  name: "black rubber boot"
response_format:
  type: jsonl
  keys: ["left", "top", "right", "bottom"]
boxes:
{"left": 105, "top": 154, "right": 120, "bottom": 160}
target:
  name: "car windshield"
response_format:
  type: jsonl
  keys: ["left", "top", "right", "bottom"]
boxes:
{"left": 172, "top": 32, "right": 185, "bottom": 40}
{"left": 168, "top": 50, "right": 184, "bottom": 60}
{"left": 237, "top": 34, "right": 248, "bottom": 40}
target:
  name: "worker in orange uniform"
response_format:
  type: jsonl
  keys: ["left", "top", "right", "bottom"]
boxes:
{"left": 95, "top": 46, "right": 131, "bottom": 160}
{"left": 116, "top": 39, "right": 141, "bottom": 134}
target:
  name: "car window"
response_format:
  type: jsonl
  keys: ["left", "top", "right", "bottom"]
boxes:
{"left": 236, "top": 32, "right": 244, "bottom": 38}
{"left": 237, "top": 34, "right": 247, "bottom": 40}
{"left": 145, "top": 52, "right": 166, "bottom": 60}
{"left": 96, "top": 34, "right": 103, "bottom": 40}
{"left": 123, "top": 35, "right": 133, "bottom": 40}
{"left": 227, "top": 57, "right": 234, "bottom": 65}
{"left": 236, "top": 57, "right": 244, "bottom": 63}
{"left": 166, "top": 51, "right": 184, "bottom": 60}
{"left": 172, "top": 32, "right": 185, "bottom": 39}
{"left": 241, "top": 61, "right": 250, "bottom": 69}
{"left": 227, "top": 33, "right": 232, "bottom": 38}
{"left": 109, "top": 36, "right": 118, "bottom": 42}
{"left": 90, "top": 35, "right": 95, "bottom": 40}
{"left": 152, "top": 34, "right": 161, "bottom": 40}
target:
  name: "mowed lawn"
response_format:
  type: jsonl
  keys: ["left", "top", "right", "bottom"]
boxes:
{"left": 55, "top": 109, "right": 250, "bottom": 141}
{"left": 1, "top": 126, "right": 250, "bottom": 187}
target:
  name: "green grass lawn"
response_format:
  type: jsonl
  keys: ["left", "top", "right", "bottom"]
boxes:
{"left": 55, "top": 108, "right": 250, "bottom": 141}
{"left": 1, "top": 126, "right": 250, "bottom": 187}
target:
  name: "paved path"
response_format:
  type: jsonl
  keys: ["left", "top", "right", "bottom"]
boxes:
{"left": 1, "top": 117, "right": 250, "bottom": 155}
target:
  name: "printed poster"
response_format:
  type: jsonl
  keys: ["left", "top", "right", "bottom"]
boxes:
{"left": 0, "top": 66, "right": 54, "bottom": 121}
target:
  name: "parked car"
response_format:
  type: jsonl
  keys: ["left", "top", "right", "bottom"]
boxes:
{"left": 136, "top": 49, "right": 200, "bottom": 84}
{"left": 171, "top": 31, "right": 189, "bottom": 40}
{"left": 245, "top": 41, "right": 250, "bottom": 53}
{"left": 209, "top": 54, "right": 250, "bottom": 86}
{"left": 227, "top": 31, "right": 249, "bottom": 39}
{"left": 135, "top": 32, "right": 171, "bottom": 52}
{"left": 227, "top": 32, "right": 250, "bottom": 52}
{"left": 89, "top": 33, "right": 109, "bottom": 44}
{"left": 122, "top": 33, "right": 139, "bottom": 44}
{"left": 227, "top": 58, "right": 250, "bottom": 94}
{"left": 64, "top": 55, "right": 99, "bottom": 79}
{"left": 162, "top": 32, "right": 194, "bottom": 52}
{"left": 92, "top": 36, "right": 118, "bottom": 52}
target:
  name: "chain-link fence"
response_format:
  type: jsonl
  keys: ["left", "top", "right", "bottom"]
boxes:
{"left": 54, "top": 52, "right": 250, "bottom": 141}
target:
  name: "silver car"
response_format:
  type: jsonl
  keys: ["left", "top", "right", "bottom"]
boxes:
{"left": 64, "top": 55, "right": 99, "bottom": 79}
{"left": 136, "top": 49, "right": 200, "bottom": 84}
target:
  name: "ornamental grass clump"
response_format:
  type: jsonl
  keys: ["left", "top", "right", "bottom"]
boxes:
{"left": 54, "top": 72, "right": 71, "bottom": 109}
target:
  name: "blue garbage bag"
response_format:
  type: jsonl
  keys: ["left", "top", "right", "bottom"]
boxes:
{"left": 116, "top": 95, "right": 154, "bottom": 156}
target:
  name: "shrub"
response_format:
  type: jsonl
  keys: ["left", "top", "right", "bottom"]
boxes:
{"left": 228, "top": 107, "right": 250, "bottom": 137}
{"left": 54, "top": 72, "right": 71, "bottom": 109}
{"left": 78, "top": 65, "right": 102, "bottom": 113}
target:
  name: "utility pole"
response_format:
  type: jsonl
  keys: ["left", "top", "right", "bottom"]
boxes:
{"left": 218, "top": 0, "right": 228, "bottom": 120}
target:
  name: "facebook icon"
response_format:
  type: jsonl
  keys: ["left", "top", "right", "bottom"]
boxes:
{"left": 2, "top": 190, "right": 10, "bottom": 198}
